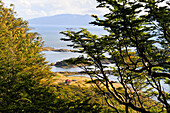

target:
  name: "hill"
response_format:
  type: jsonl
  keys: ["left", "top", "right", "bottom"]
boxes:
{"left": 28, "top": 14, "right": 94, "bottom": 26}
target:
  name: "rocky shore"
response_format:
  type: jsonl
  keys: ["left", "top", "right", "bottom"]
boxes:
{"left": 54, "top": 57, "right": 113, "bottom": 68}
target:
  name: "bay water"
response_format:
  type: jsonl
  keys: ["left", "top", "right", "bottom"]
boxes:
{"left": 29, "top": 24, "right": 169, "bottom": 96}
{"left": 29, "top": 24, "right": 107, "bottom": 72}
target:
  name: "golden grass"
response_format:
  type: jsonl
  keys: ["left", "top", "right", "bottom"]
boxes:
{"left": 49, "top": 73, "right": 122, "bottom": 88}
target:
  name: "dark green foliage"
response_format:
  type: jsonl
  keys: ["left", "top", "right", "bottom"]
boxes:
{"left": 55, "top": 97, "right": 102, "bottom": 113}
{"left": 53, "top": 84, "right": 122, "bottom": 113}
{"left": 61, "top": 0, "right": 170, "bottom": 112}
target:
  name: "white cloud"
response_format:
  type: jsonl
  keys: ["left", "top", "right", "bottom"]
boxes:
{"left": 3, "top": 0, "right": 108, "bottom": 19}
{"left": 39, "top": 3, "right": 45, "bottom": 7}
{"left": 4, "top": 0, "right": 169, "bottom": 20}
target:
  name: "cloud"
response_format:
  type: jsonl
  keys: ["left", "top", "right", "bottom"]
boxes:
{"left": 3, "top": 0, "right": 107, "bottom": 19}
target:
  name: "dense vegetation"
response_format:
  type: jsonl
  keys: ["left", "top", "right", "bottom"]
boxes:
{"left": 61, "top": 0, "right": 170, "bottom": 112}
{"left": 1, "top": 0, "right": 169, "bottom": 112}
{"left": 0, "top": 1, "right": 58, "bottom": 112}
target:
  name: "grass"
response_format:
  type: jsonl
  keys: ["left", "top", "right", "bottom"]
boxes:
{"left": 40, "top": 72, "right": 166, "bottom": 113}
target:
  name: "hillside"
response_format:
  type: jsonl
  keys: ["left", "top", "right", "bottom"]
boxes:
{"left": 28, "top": 14, "right": 94, "bottom": 26}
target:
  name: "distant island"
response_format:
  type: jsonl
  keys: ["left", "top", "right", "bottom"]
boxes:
{"left": 28, "top": 14, "right": 95, "bottom": 26}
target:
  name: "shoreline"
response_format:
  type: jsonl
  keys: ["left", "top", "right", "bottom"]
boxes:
{"left": 41, "top": 47, "right": 73, "bottom": 52}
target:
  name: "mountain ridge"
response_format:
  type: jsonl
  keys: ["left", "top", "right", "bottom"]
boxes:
{"left": 28, "top": 14, "right": 95, "bottom": 26}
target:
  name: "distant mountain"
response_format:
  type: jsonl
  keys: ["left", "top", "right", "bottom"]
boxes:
{"left": 28, "top": 14, "right": 95, "bottom": 26}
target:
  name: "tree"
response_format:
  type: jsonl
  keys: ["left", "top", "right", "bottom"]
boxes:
{"left": 61, "top": 0, "right": 170, "bottom": 112}
{"left": 0, "top": 1, "right": 58, "bottom": 112}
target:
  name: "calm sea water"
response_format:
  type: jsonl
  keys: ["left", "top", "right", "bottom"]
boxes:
{"left": 29, "top": 24, "right": 107, "bottom": 72}
{"left": 29, "top": 24, "right": 107, "bottom": 49}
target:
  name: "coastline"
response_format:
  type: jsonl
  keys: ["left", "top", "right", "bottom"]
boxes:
{"left": 41, "top": 47, "right": 73, "bottom": 52}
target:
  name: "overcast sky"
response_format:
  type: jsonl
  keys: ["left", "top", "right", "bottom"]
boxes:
{"left": 3, "top": 0, "right": 107, "bottom": 20}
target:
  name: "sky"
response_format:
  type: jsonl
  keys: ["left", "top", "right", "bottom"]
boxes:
{"left": 3, "top": 0, "right": 107, "bottom": 20}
